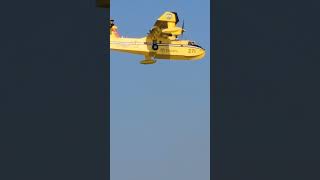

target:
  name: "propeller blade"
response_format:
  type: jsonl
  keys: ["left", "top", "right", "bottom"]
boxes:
{"left": 181, "top": 20, "right": 186, "bottom": 39}
{"left": 182, "top": 20, "right": 185, "bottom": 32}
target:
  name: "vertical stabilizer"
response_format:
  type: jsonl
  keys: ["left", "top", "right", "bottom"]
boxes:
{"left": 110, "top": 20, "right": 120, "bottom": 39}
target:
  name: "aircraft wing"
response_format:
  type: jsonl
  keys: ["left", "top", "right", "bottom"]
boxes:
{"left": 148, "top": 11, "right": 184, "bottom": 40}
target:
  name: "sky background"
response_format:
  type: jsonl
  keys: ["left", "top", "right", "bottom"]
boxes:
{"left": 110, "top": 1, "right": 210, "bottom": 179}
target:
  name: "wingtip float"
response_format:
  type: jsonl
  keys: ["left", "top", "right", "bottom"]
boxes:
{"left": 110, "top": 11, "right": 206, "bottom": 64}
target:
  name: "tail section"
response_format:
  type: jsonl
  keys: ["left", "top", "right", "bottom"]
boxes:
{"left": 110, "top": 20, "right": 120, "bottom": 39}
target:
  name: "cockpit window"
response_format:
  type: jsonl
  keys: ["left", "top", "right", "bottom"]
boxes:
{"left": 188, "top": 41, "right": 204, "bottom": 49}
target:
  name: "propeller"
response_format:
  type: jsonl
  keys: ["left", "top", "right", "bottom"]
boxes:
{"left": 182, "top": 20, "right": 185, "bottom": 31}
{"left": 181, "top": 19, "right": 186, "bottom": 39}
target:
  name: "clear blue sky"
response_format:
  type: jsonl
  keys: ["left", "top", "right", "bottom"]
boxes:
{"left": 110, "top": 1, "right": 210, "bottom": 179}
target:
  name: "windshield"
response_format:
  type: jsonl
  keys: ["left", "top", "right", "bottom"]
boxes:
{"left": 188, "top": 41, "right": 204, "bottom": 49}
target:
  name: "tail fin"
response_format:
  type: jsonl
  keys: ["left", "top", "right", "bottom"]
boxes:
{"left": 110, "top": 20, "right": 120, "bottom": 38}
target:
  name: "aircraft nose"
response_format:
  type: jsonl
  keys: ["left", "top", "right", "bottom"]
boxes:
{"left": 200, "top": 50, "right": 206, "bottom": 58}
{"left": 199, "top": 48, "right": 205, "bottom": 56}
{"left": 194, "top": 49, "right": 205, "bottom": 60}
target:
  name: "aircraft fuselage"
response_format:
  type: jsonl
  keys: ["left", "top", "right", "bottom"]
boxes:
{"left": 110, "top": 37, "right": 205, "bottom": 60}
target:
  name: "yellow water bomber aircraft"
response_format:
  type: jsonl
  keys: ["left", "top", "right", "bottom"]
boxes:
{"left": 110, "top": 11, "right": 205, "bottom": 64}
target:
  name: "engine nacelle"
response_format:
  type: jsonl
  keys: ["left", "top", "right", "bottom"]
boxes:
{"left": 162, "top": 27, "right": 184, "bottom": 36}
